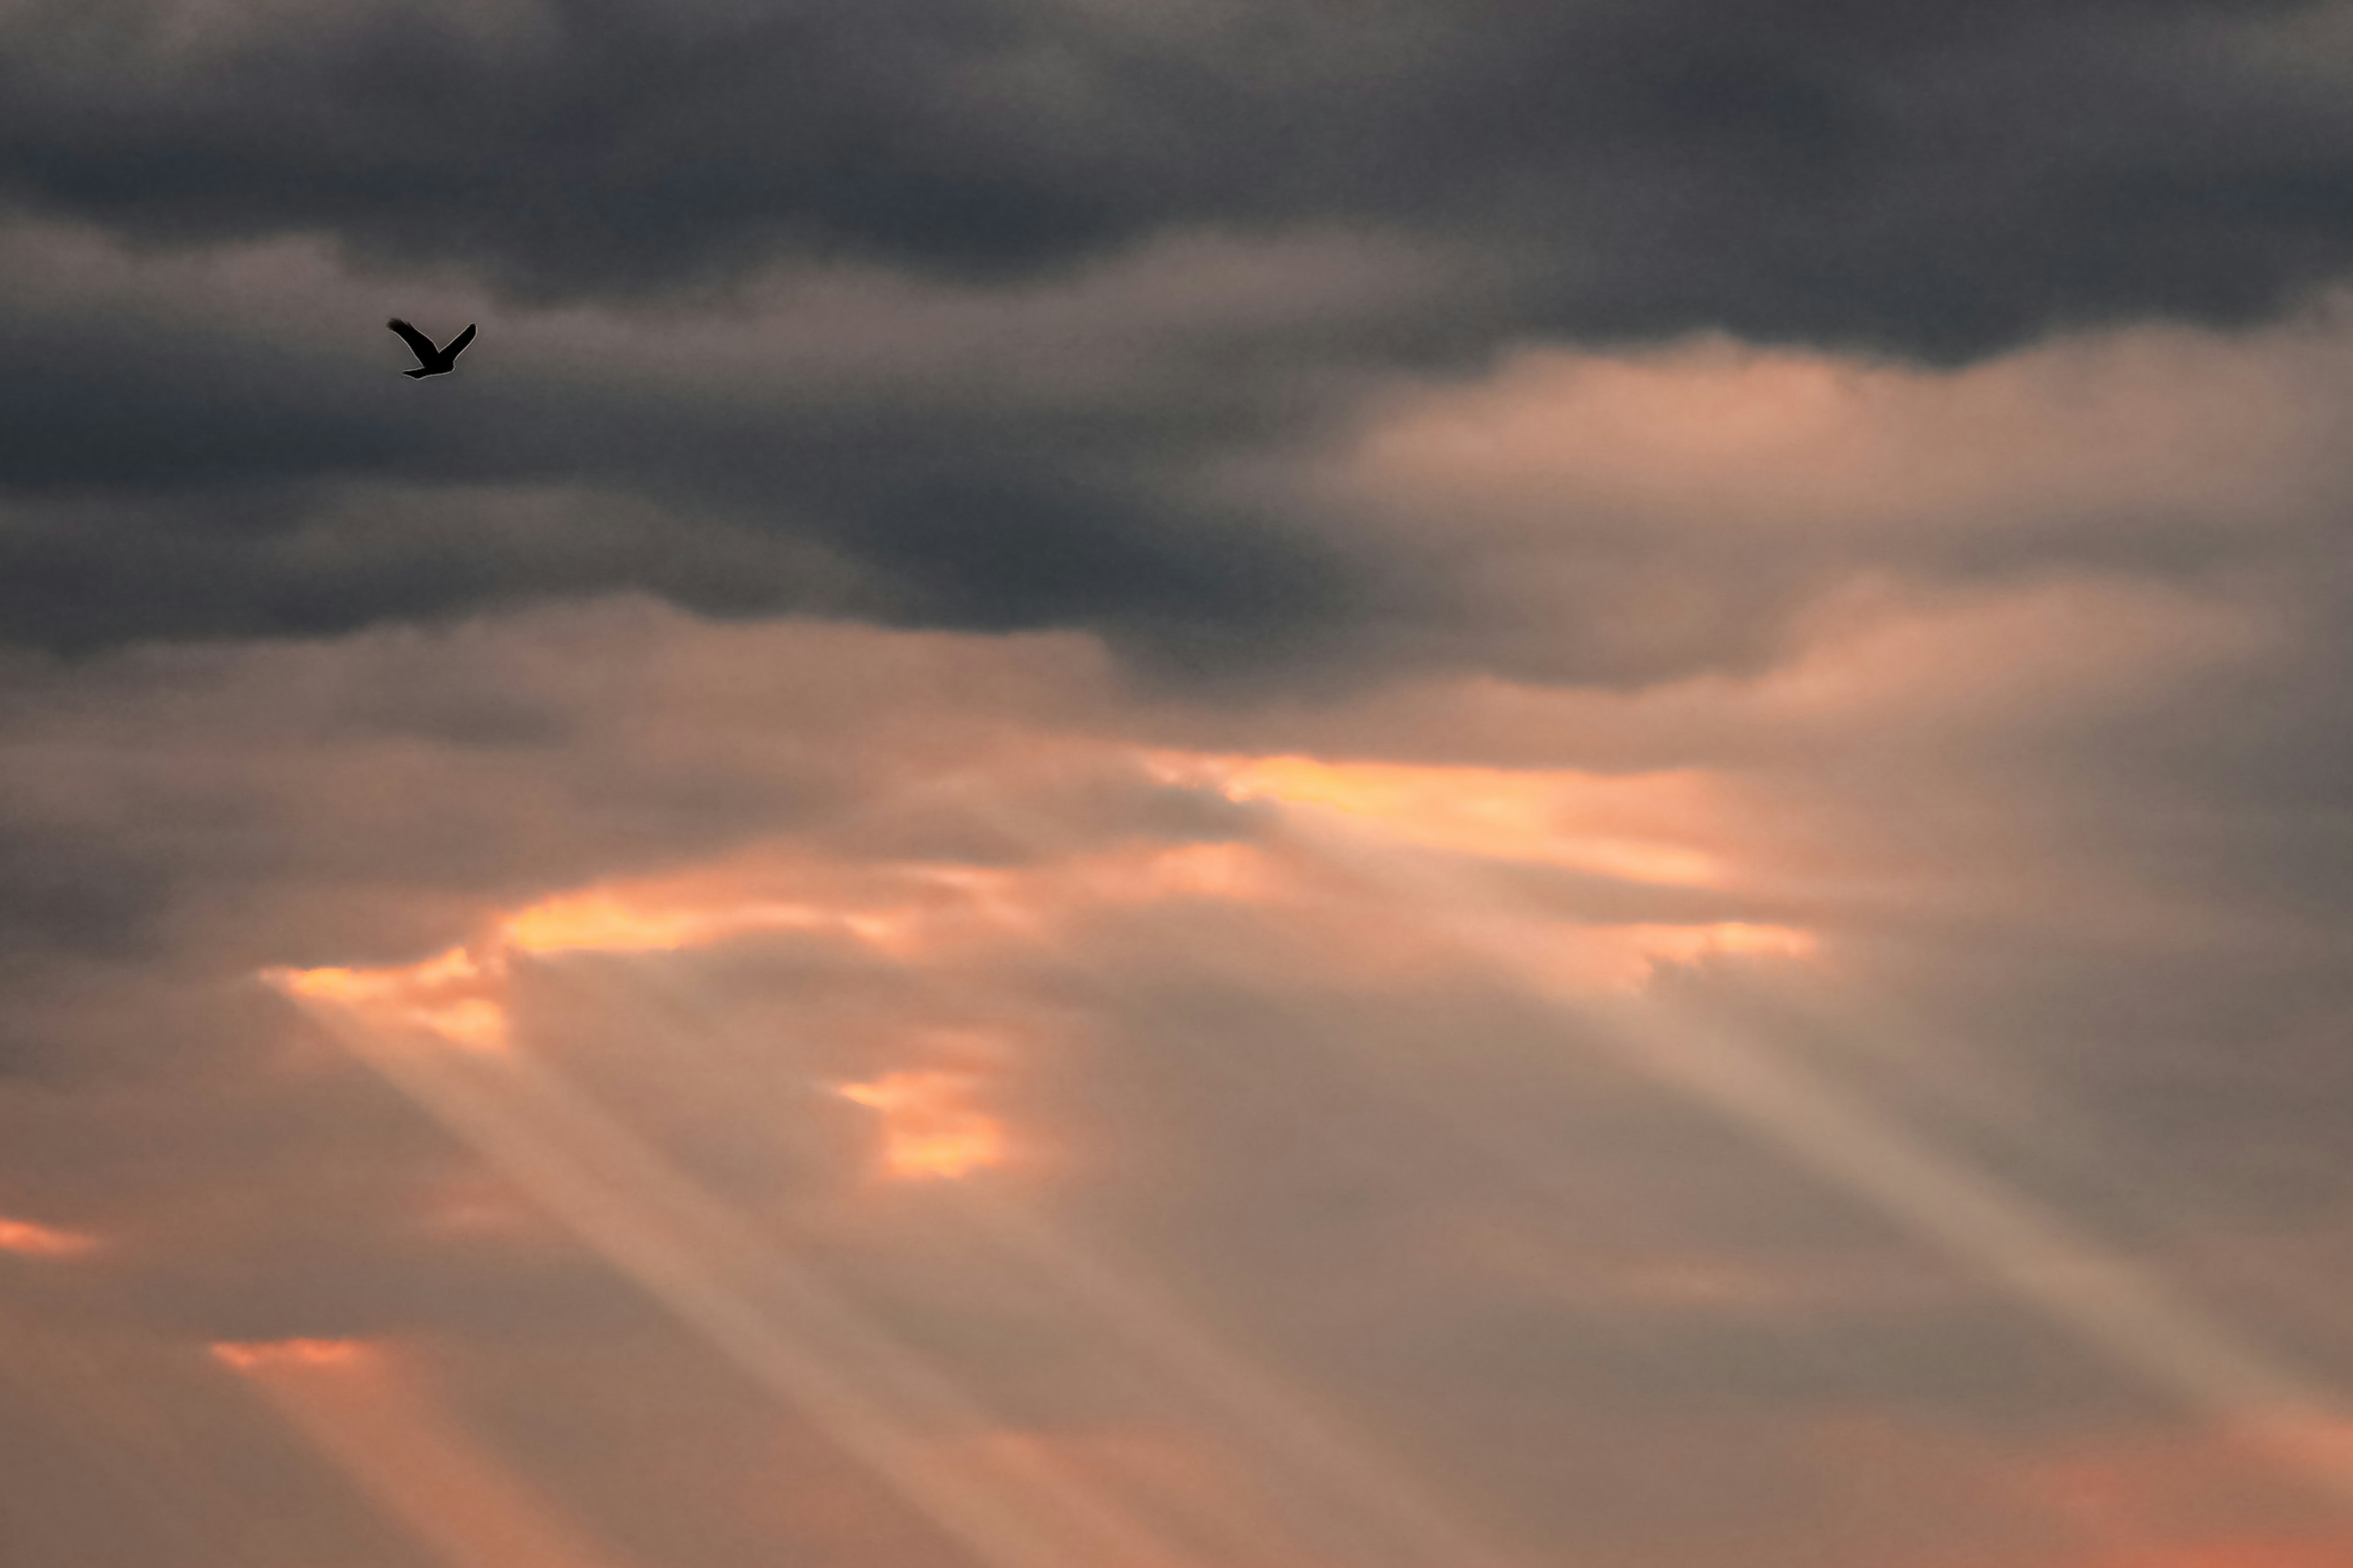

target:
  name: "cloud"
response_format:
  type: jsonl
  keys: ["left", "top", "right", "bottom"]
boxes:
{"left": 4, "top": 3, "right": 2353, "bottom": 674}
{"left": 5, "top": 0, "right": 2351, "bottom": 361}
{"left": 0, "top": 211, "right": 1420, "bottom": 669}
{"left": 838, "top": 1072, "right": 1012, "bottom": 1181}
{"left": 0, "top": 1213, "right": 100, "bottom": 1256}
{"left": 10, "top": 202, "right": 2353, "bottom": 691}
{"left": 9, "top": 6, "right": 2353, "bottom": 1562}
{"left": 0, "top": 311, "right": 2349, "bottom": 1562}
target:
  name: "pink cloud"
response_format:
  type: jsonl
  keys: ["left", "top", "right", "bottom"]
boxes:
{"left": 0, "top": 1213, "right": 99, "bottom": 1258}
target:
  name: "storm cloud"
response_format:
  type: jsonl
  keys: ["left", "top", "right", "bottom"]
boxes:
{"left": 6, "top": 0, "right": 2353, "bottom": 666}
{"left": 6, "top": 0, "right": 2350, "bottom": 354}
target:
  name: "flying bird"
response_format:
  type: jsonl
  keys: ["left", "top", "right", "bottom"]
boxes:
{"left": 387, "top": 318, "right": 477, "bottom": 378}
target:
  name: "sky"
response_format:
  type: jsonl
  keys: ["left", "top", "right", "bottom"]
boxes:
{"left": 6, "top": 1, "right": 2353, "bottom": 1565}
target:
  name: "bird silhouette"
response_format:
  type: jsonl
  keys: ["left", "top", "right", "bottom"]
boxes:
{"left": 387, "top": 318, "right": 477, "bottom": 378}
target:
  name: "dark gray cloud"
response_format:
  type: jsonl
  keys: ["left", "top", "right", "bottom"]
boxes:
{"left": 4, "top": 0, "right": 2346, "bottom": 357}
{"left": 0, "top": 212, "right": 1432, "bottom": 669}
{"left": 4, "top": 0, "right": 2352, "bottom": 668}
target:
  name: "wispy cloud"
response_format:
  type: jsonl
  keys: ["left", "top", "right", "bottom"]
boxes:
{"left": 0, "top": 1213, "right": 99, "bottom": 1257}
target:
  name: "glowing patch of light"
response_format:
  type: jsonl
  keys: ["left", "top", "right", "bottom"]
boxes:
{"left": 504, "top": 892, "right": 832, "bottom": 955}
{"left": 839, "top": 1072, "right": 1007, "bottom": 1180}
{"left": 838, "top": 909, "right": 929, "bottom": 953}
{"left": 210, "top": 1338, "right": 369, "bottom": 1371}
{"left": 503, "top": 893, "right": 720, "bottom": 953}
{"left": 1632, "top": 920, "right": 1819, "bottom": 964}
{"left": 1461, "top": 912, "right": 1822, "bottom": 994}
{"left": 1126, "top": 843, "right": 1284, "bottom": 901}
{"left": 275, "top": 891, "right": 904, "bottom": 1051}
{"left": 271, "top": 947, "right": 509, "bottom": 1053}
{"left": 1159, "top": 751, "right": 1726, "bottom": 886}
{"left": 0, "top": 1214, "right": 100, "bottom": 1257}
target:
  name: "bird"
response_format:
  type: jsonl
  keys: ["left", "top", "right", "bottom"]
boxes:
{"left": 387, "top": 318, "right": 477, "bottom": 378}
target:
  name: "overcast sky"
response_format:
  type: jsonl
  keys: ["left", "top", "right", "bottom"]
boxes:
{"left": 7, "top": 2, "right": 2353, "bottom": 1566}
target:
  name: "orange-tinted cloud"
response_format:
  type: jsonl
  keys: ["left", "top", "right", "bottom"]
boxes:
{"left": 273, "top": 945, "right": 510, "bottom": 1053}
{"left": 504, "top": 888, "right": 836, "bottom": 955}
{"left": 268, "top": 735, "right": 1819, "bottom": 1113}
{"left": 1336, "top": 328, "right": 2327, "bottom": 551}
{"left": 1162, "top": 751, "right": 1730, "bottom": 885}
{"left": 210, "top": 1336, "right": 371, "bottom": 1371}
{"left": 2003, "top": 1417, "right": 2353, "bottom": 1568}
{"left": 0, "top": 1213, "right": 100, "bottom": 1257}
{"left": 839, "top": 1072, "right": 1007, "bottom": 1181}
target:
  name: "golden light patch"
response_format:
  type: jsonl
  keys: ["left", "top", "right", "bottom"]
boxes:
{"left": 504, "top": 864, "right": 1037, "bottom": 964}
{"left": 268, "top": 878, "right": 980, "bottom": 1063}
{"left": 503, "top": 890, "right": 832, "bottom": 955}
{"left": 267, "top": 747, "right": 1803, "bottom": 1089}
{"left": 1160, "top": 751, "right": 1726, "bottom": 885}
{"left": 502, "top": 892, "right": 716, "bottom": 953}
{"left": 1629, "top": 921, "right": 1819, "bottom": 965}
{"left": 0, "top": 1214, "right": 99, "bottom": 1258}
{"left": 838, "top": 1072, "right": 1007, "bottom": 1180}
{"left": 271, "top": 946, "right": 509, "bottom": 1053}
{"left": 210, "top": 1338, "right": 374, "bottom": 1372}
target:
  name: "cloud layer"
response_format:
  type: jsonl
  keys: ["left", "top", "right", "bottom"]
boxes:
{"left": 4, "top": 0, "right": 2353, "bottom": 665}
{"left": 8, "top": 0, "right": 2352, "bottom": 356}
{"left": 10, "top": 3, "right": 2353, "bottom": 1565}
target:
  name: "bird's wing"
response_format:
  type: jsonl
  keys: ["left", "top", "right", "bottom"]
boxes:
{"left": 444, "top": 324, "right": 477, "bottom": 359}
{"left": 386, "top": 318, "right": 438, "bottom": 363}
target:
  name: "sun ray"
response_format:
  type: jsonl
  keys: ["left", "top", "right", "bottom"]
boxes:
{"left": 934, "top": 1187, "right": 1531, "bottom": 1568}
{"left": 271, "top": 985, "right": 1222, "bottom": 1568}
{"left": 259, "top": 735, "right": 2353, "bottom": 1564}
{"left": 1272, "top": 803, "right": 2353, "bottom": 1513}
{"left": 213, "top": 1337, "right": 641, "bottom": 1568}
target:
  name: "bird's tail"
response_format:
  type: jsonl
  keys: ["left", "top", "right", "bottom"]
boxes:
{"left": 403, "top": 368, "right": 434, "bottom": 378}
